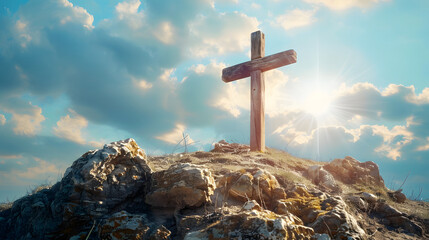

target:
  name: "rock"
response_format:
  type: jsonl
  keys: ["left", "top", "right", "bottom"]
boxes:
{"left": 307, "top": 165, "right": 338, "bottom": 191}
{"left": 362, "top": 192, "right": 377, "bottom": 204}
{"left": 3, "top": 139, "right": 153, "bottom": 239}
{"left": 184, "top": 210, "right": 314, "bottom": 240}
{"left": 309, "top": 196, "right": 367, "bottom": 240}
{"left": 374, "top": 202, "right": 423, "bottom": 235}
{"left": 211, "top": 140, "right": 250, "bottom": 153}
{"left": 99, "top": 211, "right": 171, "bottom": 240}
{"left": 324, "top": 156, "right": 385, "bottom": 187}
{"left": 388, "top": 189, "right": 407, "bottom": 203}
{"left": 229, "top": 172, "right": 254, "bottom": 201}
{"left": 228, "top": 169, "right": 283, "bottom": 207}
{"left": 145, "top": 163, "right": 216, "bottom": 209}
{"left": 242, "top": 200, "right": 262, "bottom": 211}
{"left": 346, "top": 195, "right": 368, "bottom": 211}
{"left": 277, "top": 186, "right": 326, "bottom": 225}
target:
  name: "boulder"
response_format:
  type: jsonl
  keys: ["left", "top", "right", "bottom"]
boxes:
{"left": 99, "top": 211, "right": 170, "bottom": 240}
{"left": 307, "top": 165, "right": 338, "bottom": 191}
{"left": 324, "top": 156, "right": 384, "bottom": 187}
{"left": 276, "top": 186, "right": 326, "bottom": 225}
{"left": 374, "top": 202, "right": 423, "bottom": 235}
{"left": 227, "top": 169, "right": 284, "bottom": 207}
{"left": 4, "top": 138, "right": 152, "bottom": 239}
{"left": 211, "top": 140, "right": 250, "bottom": 153}
{"left": 145, "top": 163, "right": 216, "bottom": 209}
{"left": 309, "top": 196, "right": 367, "bottom": 240}
{"left": 184, "top": 210, "right": 314, "bottom": 240}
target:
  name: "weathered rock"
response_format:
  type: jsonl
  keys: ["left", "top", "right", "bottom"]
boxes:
{"left": 242, "top": 200, "right": 262, "bottom": 211}
{"left": 3, "top": 138, "right": 152, "bottom": 239}
{"left": 324, "top": 156, "right": 385, "bottom": 187}
{"left": 362, "top": 192, "right": 377, "bottom": 204}
{"left": 309, "top": 196, "right": 367, "bottom": 240}
{"left": 277, "top": 186, "right": 327, "bottom": 225}
{"left": 211, "top": 140, "right": 250, "bottom": 153}
{"left": 374, "top": 202, "right": 423, "bottom": 236}
{"left": 229, "top": 172, "right": 254, "bottom": 201}
{"left": 388, "top": 189, "right": 407, "bottom": 203}
{"left": 145, "top": 163, "right": 216, "bottom": 209}
{"left": 346, "top": 195, "right": 368, "bottom": 211}
{"left": 99, "top": 211, "right": 170, "bottom": 240}
{"left": 307, "top": 165, "right": 338, "bottom": 191}
{"left": 184, "top": 210, "right": 314, "bottom": 240}
{"left": 228, "top": 169, "right": 284, "bottom": 207}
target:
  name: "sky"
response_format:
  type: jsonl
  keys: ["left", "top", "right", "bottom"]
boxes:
{"left": 0, "top": 0, "right": 428, "bottom": 202}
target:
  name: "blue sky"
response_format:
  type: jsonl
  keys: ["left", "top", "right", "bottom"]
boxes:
{"left": 1, "top": 0, "right": 429, "bottom": 202}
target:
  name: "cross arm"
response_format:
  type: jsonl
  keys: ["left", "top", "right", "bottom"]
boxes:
{"left": 222, "top": 49, "right": 297, "bottom": 83}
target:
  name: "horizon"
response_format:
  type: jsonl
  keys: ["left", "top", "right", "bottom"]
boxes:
{"left": 0, "top": 0, "right": 429, "bottom": 202}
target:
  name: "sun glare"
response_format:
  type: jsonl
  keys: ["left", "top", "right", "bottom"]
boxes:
{"left": 300, "top": 89, "right": 333, "bottom": 117}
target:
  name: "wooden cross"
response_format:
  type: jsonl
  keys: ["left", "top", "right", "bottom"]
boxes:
{"left": 221, "top": 30, "right": 297, "bottom": 152}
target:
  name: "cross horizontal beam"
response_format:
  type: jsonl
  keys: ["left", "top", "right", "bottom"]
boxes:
{"left": 222, "top": 49, "right": 297, "bottom": 83}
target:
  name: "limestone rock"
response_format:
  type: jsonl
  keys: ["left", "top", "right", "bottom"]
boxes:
{"left": 228, "top": 169, "right": 283, "bottom": 207}
{"left": 309, "top": 196, "right": 367, "bottom": 240}
{"left": 211, "top": 140, "right": 250, "bottom": 153}
{"left": 307, "top": 165, "right": 338, "bottom": 191}
{"left": 184, "top": 210, "right": 314, "bottom": 240}
{"left": 145, "top": 163, "right": 216, "bottom": 208}
{"left": 324, "top": 156, "right": 384, "bottom": 187}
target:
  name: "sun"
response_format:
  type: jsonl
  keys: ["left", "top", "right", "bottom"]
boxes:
{"left": 300, "top": 88, "right": 334, "bottom": 118}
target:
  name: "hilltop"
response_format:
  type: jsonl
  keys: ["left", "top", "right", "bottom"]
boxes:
{"left": 0, "top": 139, "right": 428, "bottom": 239}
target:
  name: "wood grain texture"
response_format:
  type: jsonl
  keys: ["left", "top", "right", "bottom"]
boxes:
{"left": 251, "top": 31, "right": 265, "bottom": 60}
{"left": 250, "top": 70, "right": 265, "bottom": 152}
{"left": 222, "top": 49, "right": 296, "bottom": 83}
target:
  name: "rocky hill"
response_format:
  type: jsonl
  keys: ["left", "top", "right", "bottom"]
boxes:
{"left": 0, "top": 138, "right": 428, "bottom": 239}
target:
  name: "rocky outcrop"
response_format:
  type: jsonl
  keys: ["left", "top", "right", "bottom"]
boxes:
{"left": 307, "top": 165, "right": 338, "bottom": 191}
{"left": 211, "top": 140, "right": 250, "bottom": 153}
{"left": 310, "top": 196, "right": 367, "bottom": 240}
{"left": 1, "top": 140, "right": 428, "bottom": 240}
{"left": 224, "top": 169, "right": 286, "bottom": 207}
{"left": 184, "top": 209, "right": 314, "bottom": 240}
{"left": 3, "top": 138, "right": 153, "bottom": 239}
{"left": 374, "top": 201, "right": 423, "bottom": 236}
{"left": 145, "top": 163, "right": 216, "bottom": 209}
{"left": 324, "top": 156, "right": 385, "bottom": 187}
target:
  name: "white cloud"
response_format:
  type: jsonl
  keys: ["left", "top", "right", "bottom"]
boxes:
{"left": 53, "top": 109, "right": 88, "bottom": 144}
{"left": 10, "top": 104, "right": 45, "bottom": 136}
{"left": 303, "top": 0, "right": 389, "bottom": 11}
{"left": 115, "top": 0, "right": 141, "bottom": 19}
{"left": 189, "top": 12, "right": 259, "bottom": 57}
{"left": 417, "top": 137, "right": 429, "bottom": 151}
{"left": 156, "top": 123, "right": 194, "bottom": 145}
{"left": 153, "top": 21, "right": 175, "bottom": 44}
{"left": 276, "top": 8, "right": 317, "bottom": 30}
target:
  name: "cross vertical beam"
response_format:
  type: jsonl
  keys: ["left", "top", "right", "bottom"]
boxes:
{"left": 250, "top": 31, "right": 265, "bottom": 152}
